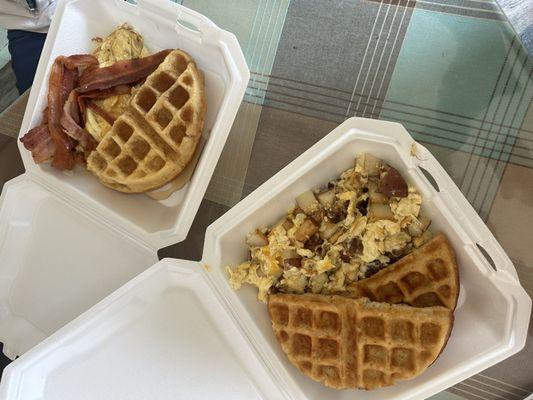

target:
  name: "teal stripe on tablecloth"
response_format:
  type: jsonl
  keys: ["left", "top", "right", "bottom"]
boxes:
{"left": 183, "top": 0, "right": 290, "bottom": 104}
{"left": 381, "top": 9, "right": 531, "bottom": 158}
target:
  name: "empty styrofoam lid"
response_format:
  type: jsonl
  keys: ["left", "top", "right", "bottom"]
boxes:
{"left": 0, "top": 259, "right": 283, "bottom": 400}
{"left": 0, "top": 176, "right": 157, "bottom": 359}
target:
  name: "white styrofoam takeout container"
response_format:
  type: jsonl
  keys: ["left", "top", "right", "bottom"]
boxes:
{"left": 0, "top": 0, "right": 249, "bottom": 358}
{"left": 0, "top": 118, "right": 530, "bottom": 400}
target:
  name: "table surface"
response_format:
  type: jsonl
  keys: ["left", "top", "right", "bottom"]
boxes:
{"left": 1, "top": 0, "right": 532, "bottom": 399}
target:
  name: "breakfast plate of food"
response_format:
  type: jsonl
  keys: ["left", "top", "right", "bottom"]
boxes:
{"left": 227, "top": 152, "right": 460, "bottom": 390}
{"left": 21, "top": 24, "right": 207, "bottom": 196}
{"left": 0, "top": 0, "right": 248, "bottom": 361}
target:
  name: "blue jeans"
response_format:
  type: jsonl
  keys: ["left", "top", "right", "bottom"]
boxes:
{"left": 7, "top": 29, "right": 47, "bottom": 94}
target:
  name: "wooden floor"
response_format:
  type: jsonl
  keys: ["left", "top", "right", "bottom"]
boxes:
{"left": 0, "top": 62, "right": 18, "bottom": 114}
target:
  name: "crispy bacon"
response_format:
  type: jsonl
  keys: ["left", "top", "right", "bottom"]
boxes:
{"left": 77, "top": 84, "right": 131, "bottom": 124}
{"left": 47, "top": 57, "right": 77, "bottom": 170}
{"left": 21, "top": 48, "right": 169, "bottom": 171}
{"left": 61, "top": 91, "right": 98, "bottom": 151}
{"left": 60, "top": 63, "right": 78, "bottom": 108}
{"left": 63, "top": 54, "right": 99, "bottom": 71}
{"left": 86, "top": 102, "right": 116, "bottom": 126}
{"left": 20, "top": 125, "right": 56, "bottom": 163}
{"left": 77, "top": 50, "right": 171, "bottom": 93}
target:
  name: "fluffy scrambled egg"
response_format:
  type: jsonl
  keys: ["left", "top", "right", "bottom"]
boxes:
{"left": 85, "top": 24, "right": 149, "bottom": 142}
{"left": 227, "top": 153, "right": 432, "bottom": 302}
{"left": 390, "top": 186, "right": 422, "bottom": 228}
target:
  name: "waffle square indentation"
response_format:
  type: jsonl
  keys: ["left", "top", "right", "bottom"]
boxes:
{"left": 377, "top": 281, "right": 404, "bottom": 303}
{"left": 292, "top": 333, "right": 311, "bottom": 357}
{"left": 316, "top": 311, "right": 340, "bottom": 333}
{"left": 361, "top": 317, "right": 385, "bottom": 339}
{"left": 102, "top": 138, "right": 121, "bottom": 158}
{"left": 401, "top": 272, "right": 431, "bottom": 294}
{"left": 154, "top": 107, "right": 173, "bottom": 129}
{"left": 115, "top": 121, "right": 134, "bottom": 143}
{"left": 270, "top": 304, "right": 289, "bottom": 326}
{"left": 136, "top": 88, "right": 157, "bottom": 113}
{"left": 391, "top": 348, "right": 414, "bottom": 371}
{"left": 128, "top": 137, "right": 150, "bottom": 160}
{"left": 117, "top": 155, "right": 137, "bottom": 176}
{"left": 168, "top": 85, "right": 190, "bottom": 110}
{"left": 294, "top": 308, "right": 312, "bottom": 328}
{"left": 152, "top": 72, "right": 175, "bottom": 93}
{"left": 427, "top": 259, "right": 448, "bottom": 281}
{"left": 317, "top": 338, "right": 339, "bottom": 359}
{"left": 420, "top": 323, "right": 441, "bottom": 347}
{"left": 364, "top": 344, "right": 387, "bottom": 364}
{"left": 389, "top": 319, "right": 414, "bottom": 342}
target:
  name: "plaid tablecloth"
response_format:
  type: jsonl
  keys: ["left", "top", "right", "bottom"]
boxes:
{"left": 1, "top": 0, "right": 532, "bottom": 398}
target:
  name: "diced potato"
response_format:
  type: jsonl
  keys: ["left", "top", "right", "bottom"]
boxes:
{"left": 413, "top": 230, "right": 433, "bottom": 247}
{"left": 345, "top": 237, "right": 363, "bottom": 256}
{"left": 317, "top": 189, "right": 335, "bottom": 208}
{"left": 284, "top": 258, "right": 302, "bottom": 268}
{"left": 282, "top": 248, "right": 302, "bottom": 268}
{"left": 367, "top": 180, "right": 378, "bottom": 194}
{"left": 245, "top": 229, "right": 268, "bottom": 247}
{"left": 328, "top": 228, "right": 344, "bottom": 244}
{"left": 362, "top": 153, "right": 382, "bottom": 176}
{"left": 369, "top": 192, "right": 389, "bottom": 204}
{"left": 282, "top": 219, "right": 294, "bottom": 230}
{"left": 275, "top": 217, "right": 294, "bottom": 231}
{"left": 408, "top": 219, "right": 423, "bottom": 237}
{"left": 368, "top": 203, "right": 395, "bottom": 222}
{"left": 408, "top": 214, "right": 431, "bottom": 237}
{"left": 296, "top": 190, "right": 319, "bottom": 214}
{"left": 319, "top": 221, "right": 339, "bottom": 240}
{"left": 419, "top": 214, "right": 431, "bottom": 231}
{"left": 294, "top": 218, "right": 319, "bottom": 242}
{"left": 282, "top": 248, "right": 299, "bottom": 259}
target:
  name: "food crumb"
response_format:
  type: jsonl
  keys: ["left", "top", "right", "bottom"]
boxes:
{"left": 410, "top": 143, "right": 417, "bottom": 157}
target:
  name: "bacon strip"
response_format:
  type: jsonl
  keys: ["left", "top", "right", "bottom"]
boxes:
{"left": 61, "top": 91, "right": 98, "bottom": 151}
{"left": 77, "top": 50, "right": 171, "bottom": 93}
{"left": 20, "top": 125, "right": 56, "bottom": 163}
{"left": 21, "top": 49, "right": 164, "bottom": 170}
{"left": 86, "top": 102, "right": 116, "bottom": 126}
{"left": 63, "top": 54, "right": 99, "bottom": 70}
{"left": 48, "top": 57, "right": 76, "bottom": 170}
{"left": 77, "top": 84, "right": 131, "bottom": 124}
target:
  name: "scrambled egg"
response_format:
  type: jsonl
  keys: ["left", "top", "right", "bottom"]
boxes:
{"left": 279, "top": 268, "right": 308, "bottom": 294}
{"left": 390, "top": 186, "right": 422, "bottom": 228}
{"left": 227, "top": 153, "right": 431, "bottom": 302}
{"left": 85, "top": 24, "right": 149, "bottom": 142}
{"left": 226, "top": 262, "right": 276, "bottom": 302}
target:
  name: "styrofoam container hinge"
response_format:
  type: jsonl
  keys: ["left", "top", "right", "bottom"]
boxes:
{"left": 26, "top": 170, "right": 156, "bottom": 252}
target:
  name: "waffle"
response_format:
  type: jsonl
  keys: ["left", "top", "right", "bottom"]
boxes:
{"left": 347, "top": 234, "right": 459, "bottom": 310}
{"left": 87, "top": 49, "right": 206, "bottom": 193}
{"left": 268, "top": 293, "right": 453, "bottom": 390}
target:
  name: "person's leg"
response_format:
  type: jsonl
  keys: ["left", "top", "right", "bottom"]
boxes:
{"left": 7, "top": 29, "right": 47, "bottom": 94}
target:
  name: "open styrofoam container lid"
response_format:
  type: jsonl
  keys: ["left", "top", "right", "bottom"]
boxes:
{"left": 18, "top": 0, "right": 250, "bottom": 250}
{"left": 0, "top": 176, "right": 158, "bottom": 359}
{"left": 0, "top": 259, "right": 283, "bottom": 399}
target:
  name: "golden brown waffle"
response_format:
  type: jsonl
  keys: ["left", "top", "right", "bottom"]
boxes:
{"left": 268, "top": 293, "right": 453, "bottom": 390}
{"left": 347, "top": 234, "right": 459, "bottom": 310}
{"left": 87, "top": 49, "right": 206, "bottom": 193}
